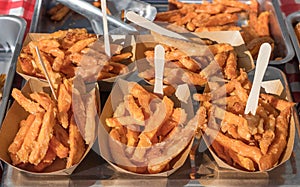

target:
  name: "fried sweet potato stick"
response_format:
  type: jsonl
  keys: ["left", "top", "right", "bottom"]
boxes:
{"left": 57, "top": 82, "right": 72, "bottom": 128}
{"left": 214, "top": 0, "right": 250, "bottom": 11}
{"left": 66, "top": 115, "right": 86, "bottom": 168}
{"left": 227, "top": 149, "right": 256, "bottom": 171}
{"left": 49, "top": 135, "right": 69, "bottom": 159}
{"left": 53, "top": 123, "right": 69, "bottom": 148}
{"left": 50, "top": 5, "right": 70, "bottom": 21}
{"left": 30, "top": 92, "right": 55, "bottom": 111}
{"left": 256, "top": 11, "right": 270, "bottom": 37}
{"left": 224, "top": 50, "right": 238, "bottom": 79}
{"left": 31, "top": 148, "right": 57, "bottom": 172}
{"left": 8, "top": 115, "right": 35, "bottom": 154}
{"left": 197, "top": 13, "right": 239, "bottom": 27}
{"left": 67, "top": 38, "right": 97, "bottom": 53}
{"left": 8, "top": 115, "right": 35, "bottom": 165}
{"left": 110, "top": 52, "right": 133, "bottom": 62}
{"left": 29, "top": 104, "right": 56, "bottom": 165}
{"left": 204, "top": 127, "right": 262, "bottom": 164}
{"left": 124, "top": 94, "right": 144, "bottom": 121}
{"left": 259, "top": 108, "right": 291, "bottom": 171}
{"left": 214, "top": 106, "right": 251, "bottom": 141}
{"left": 12, "top": 88, "right": 45, "bottom": 114}
{"left": 17, "top": 113, "right": 44, "bottom": 163}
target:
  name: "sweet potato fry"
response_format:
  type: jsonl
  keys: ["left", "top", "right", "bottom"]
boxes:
{"left": 8, "top": 116, "right": 34, "bottom": 153}
{"left": 29, "top": 104, "right": 56, "bottom": 165}
{"left": 8, "top": 115, "right": 35, "bottom": 165}
{"left": 49, "top": 136, "right": 69, "bottom": 159}
{"left": 66, "top": 115, "right": 86, "bottom": 168}
{"left": 53, "top": 123, "right": 69, "bottom": 148}
{"left": 57, "top": 82, "right": 72, "bottom": 128}
{"left": 30, "top": 92, "right": 55, "bottom": 110}
{"left": 259, "top": 108, "right": 291, "bottom": 171}
{"left": 12, "top": 88, "right": 45, "bottom": 114}
{"left": 124, "top": 94, "right": 144, "bottom": 121}
{"left": 256, "top": 11, "right": 270, "bottom": 37}
{"left": 30, "top": 148, "right": 57, "bottom": 172}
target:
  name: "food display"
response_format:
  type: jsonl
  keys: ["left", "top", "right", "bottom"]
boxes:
{"left": 1, "top": 0, "right": 300, "bottom": 185}
{"left": 17, "top": 28, "right": 133, "bottom": 86}
{"left": 0, "top": 74, "right": 5, "bottom": 100}
{"left": 100, "top": 80, "right": 195, "bottom": 175}
{"left": 193, "top": 68, "right": 295, "bottom": 171}
{"left": 155, "top": 0, "right": 275, "bottom": 60}
{"left": 4, "top": 77, "right": 98, "bottom": 173}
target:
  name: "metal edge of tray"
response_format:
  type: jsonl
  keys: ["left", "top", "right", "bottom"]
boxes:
{"left": 0, "top": 15, "right": 27, "bottom": 126}
{"left": 270, "top": 0, "right": 294, "bottom": 65}
{"left": 286, "top": 11, "right": 300, "bottom": 67}
{"left": 173, "top": 0, "right": 295, "bottom": 65}
{"left": 29, "top": 0, "right": 42, "bottom": 33}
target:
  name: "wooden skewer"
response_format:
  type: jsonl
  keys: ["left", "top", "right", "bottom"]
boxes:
{"left": 101, "top": 0, "right": 111, "bottom": 57}
{"left": 35, "top": 46, "right": 58, "bottom": 101}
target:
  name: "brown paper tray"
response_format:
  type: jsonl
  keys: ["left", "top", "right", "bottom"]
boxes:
{"left": 0, "top": 79, "right": 100, "bottom": 175}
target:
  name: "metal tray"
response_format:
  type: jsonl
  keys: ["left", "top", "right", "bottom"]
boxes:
{"left": 286, "top": 11, "right": 300, "bottom": 66}
{"left": 166, "top": 0, "right": 294, "bottom": 65}
{"left": 0, "top": 15, "right": 26, "bottom": 126}
{"left": 2, "top": 66, "right": 300, "bottom": 186}
{"left": 30, "top": 0, "right": 157, "bottom": 34}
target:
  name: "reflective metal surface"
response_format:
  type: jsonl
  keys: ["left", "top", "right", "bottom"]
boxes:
{"left": 286, "top": 11, "right": 300, "bottom": 67}
{"left": 0, "top": 15, "right": 26, "bottom": 126}
{"left": 30, "top": 0, "right": 157, "bottom": 34}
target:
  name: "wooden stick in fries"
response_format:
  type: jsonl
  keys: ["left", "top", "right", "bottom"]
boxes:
{"left": 35, "top": 46, "right": 58, "bottom": 100}
{"left": 101, "top": 0, "right": 111, "bottom": 57}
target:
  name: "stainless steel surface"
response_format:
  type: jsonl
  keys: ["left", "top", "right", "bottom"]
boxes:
{"left": 2, "top": 67, "right": 300, "bottom": 186}
{"left": 171, "top": 0, "right": 294, "bottom": 65}
{"left": 286, "top": 11, "right": 300, "bottom": 66}
{"left": 29, "top": 0, "right": 157, "bottom": 34}
{"left": 56, "top": 0, "right": 137, "bottom": 34}
{"left": 0, "top": 15, "right": 26, "bottom": 126}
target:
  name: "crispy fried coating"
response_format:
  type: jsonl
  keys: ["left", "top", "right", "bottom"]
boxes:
{"left": 57, "top": 82, "right": 72, "bottom": 128}
{"left": 12, "top": 88, "right": 45, "bottom": 114}
{"left": 49, "top": 135, "right": 69, "bottom": 159}
{"left": 29, "top": 104, "right": 56, "bottom": 165}
{"left": 17, "top": 113, "right": 44, "bottom": 163}
{"left": 66, "top": 115, "right": 86, "bottom": 168}
{"left": 124, "top": 94, "right": 144, "bottom": 121}
{"left": 8, "top": 115, "right": 35, "bottom": 165}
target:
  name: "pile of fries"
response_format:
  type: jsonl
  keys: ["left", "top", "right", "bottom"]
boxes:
{"left": 138, "top": 37, "right": 238, "bottom": 86}
{"left": 156, "top": 0, "right": 275, "bottom": 60}
{"left": 0, "top": 74, "right": 5, "bottom": 100}
{"left": 18, "top": 28, "right": 133, "bottom": 88}
{"left": 7, "top": 77, "right": 97, "bottom": 172}
{"left": 103, "top": 81, "right": 195, "bottom": 174}
{"left": 193, "top": 69, "right": 295, "bottom": 171}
